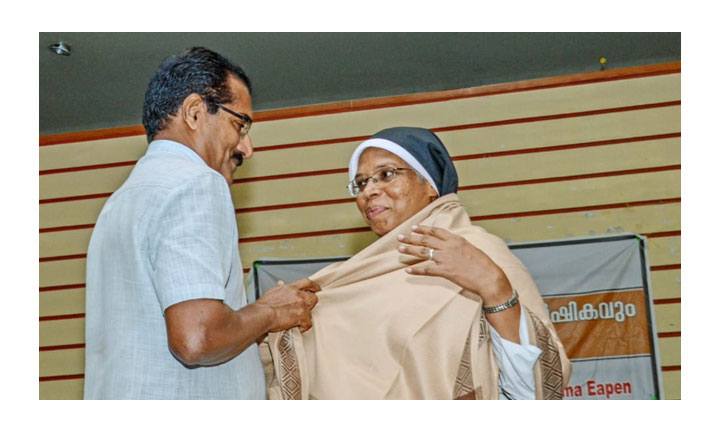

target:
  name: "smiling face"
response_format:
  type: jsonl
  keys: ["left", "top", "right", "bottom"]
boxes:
{"left": 355, "top": 147, "right": 438, "bottom": 236}
{"left": 196, "top": 75, "right": 254, "bottom": 185}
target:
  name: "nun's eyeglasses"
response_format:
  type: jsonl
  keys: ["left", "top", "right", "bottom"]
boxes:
{"left": 348, "top": 167, "right": 415, "bottom": 197}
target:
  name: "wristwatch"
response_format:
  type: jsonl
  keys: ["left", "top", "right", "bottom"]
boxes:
{"left": 482, "top": 289, "right": 519, "bottom": 314}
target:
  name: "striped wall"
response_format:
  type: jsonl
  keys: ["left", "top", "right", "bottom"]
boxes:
{"left": 39, "top": 62, "right": 681, "bottom": 399}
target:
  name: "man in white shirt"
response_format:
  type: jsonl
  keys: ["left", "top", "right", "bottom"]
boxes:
{"left": 84, "top": 47, "right": 319, "bottom": 399}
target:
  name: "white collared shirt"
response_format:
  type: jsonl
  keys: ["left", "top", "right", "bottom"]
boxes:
{"left": 84, "top": 140, "right": 265, "bottom": 399}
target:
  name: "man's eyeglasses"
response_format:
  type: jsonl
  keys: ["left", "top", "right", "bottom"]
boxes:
{"left": 348, "top": 166, "right": 415, "bottom": 197}
{"left": 215, "top": 104, "right": 252, "bottom": 138}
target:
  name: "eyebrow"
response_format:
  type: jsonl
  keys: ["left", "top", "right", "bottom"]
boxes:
{"left": 354, "top": 164, "right": 401, "bottom": 180}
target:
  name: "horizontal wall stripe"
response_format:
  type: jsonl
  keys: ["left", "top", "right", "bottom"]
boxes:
{"left": 39, "top": 160, "right": 137, "bottom": 176}
{"left": 40, "top": 126, "right": 146, "bottom": 146}
{"left": 254, "top": 134, "right": 369, "bottom": 152}
{"left": 39, "top": 254, "right": 86, "bottom": 263}
{"left": 431, "top": 101, "right": 680, "bottom": 133}
{"left": 452, "top": 132, "right": 680, "bottom": 161}
{"left": 40, "top": 193, "right": 112, "bottom": 205}
{"left": 235, "top": 198, "right": 354, "bottom": 215}
{"left": 645, "top": 231, "right": 681, "bottom": 238}
{"left": 651, "top": 264, "right": 681, "bottom": 271}
{"left": 472, "top": 198, "right": 680, "bottom": 222}
{"left": 652, "top": 267, "right": 680, "bottom": 273}
{"left": 39, "top": 374, "right": 85, "bottom": 382}
{"left": 39, "top": 343, "right": 85, "bottom": 352}
{"left": 39, "top": 313, "right": 85, "bottom": 322}
{"left": 458, "top": 165, "right": 680, "bottom": 192}
{"left": 239, "top": 226, "right": 371, "bottom": 244}
{"left": 233, "top": 168, "right": 347, "bottom": 185}
{"left": 661, "top": 366, "right": 681, "bottom": 372}
{"left": 658, "top": 332, "right": 681, "bottom": 338}
{"left": 40, "top": 224, "right": 95, "bottom": 234}
{"left": 39, "top": 283, "right": 85, "bottom": 292}
{"left": 653, "top": 298, "right": 681, "bottom": 305}
{"left": 39, "top": 62, "right": 680, "bottom": 147}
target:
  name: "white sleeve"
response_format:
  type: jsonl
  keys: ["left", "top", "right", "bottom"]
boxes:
{"left": 488, "top": 307, "right": 542, "bottom": 400}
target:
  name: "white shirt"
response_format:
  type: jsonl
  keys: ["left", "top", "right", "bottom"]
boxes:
{"left": 490, "top": 308, "right": 542, "bottom": 399}
{"left": 84, "top": 140, "right": 265, "bottom": 399}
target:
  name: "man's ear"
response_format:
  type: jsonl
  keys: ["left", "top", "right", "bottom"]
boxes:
{"left": 180, "top": 93, "right": 206, "bottom": 132}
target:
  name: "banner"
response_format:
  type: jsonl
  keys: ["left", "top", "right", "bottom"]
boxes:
{"left": 250, "top": 233, "right": 662, "bottom": 399}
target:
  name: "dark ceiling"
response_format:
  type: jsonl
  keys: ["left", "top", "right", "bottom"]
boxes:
{"left": 39, "top": 32, "right": 680, "bottom": 136}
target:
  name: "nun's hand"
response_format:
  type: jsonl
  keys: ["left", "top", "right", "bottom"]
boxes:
{"left": 397, "top": 225, "right": 513, "bottom": 305}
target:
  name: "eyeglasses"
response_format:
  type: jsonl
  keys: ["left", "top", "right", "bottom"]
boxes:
{"left": 215, "top": 104, "right": 253, "bottom": 138}
{"left": 348, "top": 166, "right": 415, "bottom": 197}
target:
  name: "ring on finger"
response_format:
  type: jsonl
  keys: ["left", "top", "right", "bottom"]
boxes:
{"left": 428, "top": 248, "right": 435, "bottom": 261}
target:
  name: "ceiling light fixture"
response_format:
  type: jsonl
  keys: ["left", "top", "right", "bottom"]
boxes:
{"left": 49, "top": 42, "right": 71, "bottom": 56}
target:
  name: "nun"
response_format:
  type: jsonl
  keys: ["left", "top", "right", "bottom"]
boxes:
{"left": 265, "top": 127, "right": 571, "bottom": 399}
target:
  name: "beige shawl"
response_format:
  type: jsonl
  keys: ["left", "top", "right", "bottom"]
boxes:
{"left": 263, "top": 194, "right": 571, "bottom": 399}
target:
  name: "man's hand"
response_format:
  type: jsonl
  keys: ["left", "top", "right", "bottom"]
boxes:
{"left": 255, "top": 278, "right": 321, "bottom": 333}
{"left": 165, "top": 278, "right": 320, "bottom": 367}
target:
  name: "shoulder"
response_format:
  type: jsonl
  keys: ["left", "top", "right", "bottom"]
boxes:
{"left": 125, "top": 151, "right": 228, "bottom": 196}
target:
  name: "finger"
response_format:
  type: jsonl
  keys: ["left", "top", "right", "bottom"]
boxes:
{"left": 411, "top": 225, "right": 453, "bottom": 241}
{"left": 405, "top": 262, "right": 443, "bottom": 277}
{"left": 397, "top": 232, "right": 441, "bottom": 249}
{"left": 300, "top": 278, "right": 322, "bottom": 293}
{"left": 298, "top": 316, "right": 313, "bottom": 333}
{"left": 301, "top": 291, "right": 319, "bottom": 308}
{"left": 288, "top": 277, "right": 321, "bottom": 293}
{"left": 398, "top": 244, "right": 435, "bottom": 261}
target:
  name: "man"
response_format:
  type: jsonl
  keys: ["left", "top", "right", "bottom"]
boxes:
{"left": 84, "top": 47, "right": 319, "bottom": 399}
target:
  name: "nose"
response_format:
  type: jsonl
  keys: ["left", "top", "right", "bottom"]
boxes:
{"left": 236, "top": 134, "right": 253, "bottom": 160}
{"left": 361, "top": 178, "right": 381, "bottom": 198}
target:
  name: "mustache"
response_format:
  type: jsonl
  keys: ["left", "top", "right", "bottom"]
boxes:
{"left": 232, "top": 152, "right": 244, "bottom": 167}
